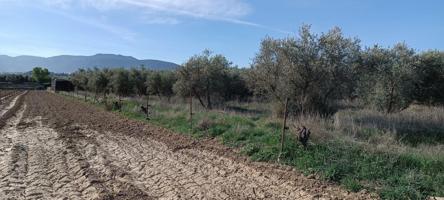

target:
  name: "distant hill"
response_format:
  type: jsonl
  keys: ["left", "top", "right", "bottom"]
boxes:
{"left": 0, "top": 54, "right": 179, "bottom": 73}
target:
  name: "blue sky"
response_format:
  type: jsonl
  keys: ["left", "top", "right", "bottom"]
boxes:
{"left": 0, "top": 0, "right": 443, "bottom": 67}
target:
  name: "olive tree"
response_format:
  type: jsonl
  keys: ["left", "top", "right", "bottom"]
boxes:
{"left": 413, "top": 50, "right": 444, "bottom": 105}
{"left": 129, "top": 66, "right": 151, "bottom": 117}
{"left": 360, "top": 43, "right": 417, "bottom": 113}
{"left": 70, "top": 68, "right": 89, "bottom": 99}
{"left": 159, "top": 71, "right": 176, "bottom": 101}
{"left": 130, "top": 67, "right": 150, "bottom": 97}
{"left": 148, "top": 72, "right": 163, "bottom": 98}
{"left": 87, "top": 68, "right": 109, "bottom": 102}
{"left": 111, "top": 68, "right": 134, "bottom": 102}
{"left": 221, "top": 68, "right": 252, "bottom": 101}
{"left": 250, "top": 25, "right": 361, "bottom": 115}
{"left": 174, "top": 50, "right": 230, "bottom": 109}
{"left": 317, "top": 27, "right": 361, "bottom": 106}
{"left": 96, "top": 69, "right": 112, "bottom": 103}
{"left": 249, "top": 37, "right": 291, "bottom": 113}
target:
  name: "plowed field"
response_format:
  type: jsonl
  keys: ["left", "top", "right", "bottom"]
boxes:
{"left": 0, "top": 91, "right": 373, "bottom": 199}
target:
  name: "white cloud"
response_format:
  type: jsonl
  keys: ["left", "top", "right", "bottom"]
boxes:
{"left": 141, "top": 16, "right": 180, "bottom": 25}
{"left": 4, "top": 0, "right": 257, "bottom": 26}
{"left": 119, "top": 0, "right": 251, "bottom": 18}
{"left": 42, "top": 0, "right": 73, "bottom": 8}
{"left": 36, "top": 6, "right": 137, "bottom": 41}
{"left": 41, "top": 0, "right": 252, "bottom": 21}
{"left": 2, "top": 0, "right": 289, "bottom": 33}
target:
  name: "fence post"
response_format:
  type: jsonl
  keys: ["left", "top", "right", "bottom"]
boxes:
{"left": 146, "top": 94, "right": 150, "bottom": 119}
{"left": 189, "top": 90, "right": 193, "bottom": 133}
{"left": 278, "top": 98, "right": 289, "bottom": 162}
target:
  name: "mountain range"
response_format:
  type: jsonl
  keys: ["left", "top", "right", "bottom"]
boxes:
{"left": 0, "top": 54, "right": 179, "bottom": 73}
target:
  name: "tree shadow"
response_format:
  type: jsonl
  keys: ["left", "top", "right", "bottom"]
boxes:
{"left": 352, "top": 114, "right": 444, "bottom": 146}
{"left": 224, "top": 105, "right": 267, "bottom": 116}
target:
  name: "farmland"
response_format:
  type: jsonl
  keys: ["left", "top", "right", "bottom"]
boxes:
{"left": 1, "top": 20, "right": 443, "bottom": 200}
{"left": 61, "top": 89, "right": 444, "bottom": 199}
{"left": 2, "top": 0, "right": 444, "bottom": 199}
{"left": 57, "top": 32, "right": 444, "bottom": 198}
{"left": 0, "top": 91, "right": 374, "bottom": 199}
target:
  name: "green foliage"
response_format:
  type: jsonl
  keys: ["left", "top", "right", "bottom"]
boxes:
{"left": 359, "top": 44, "right": 417, "bottom": 113}
{"left": 149, "top": 72, "right": 163, "bottom": 96}
{"left": 31, "top": 67, "right": 50, "bottom": 83}
{"left": 98, "top": 69, "right": 112, "bottom": 93}
{"left": 70, "top": 67, "right": 179, "bottom": 103}
{"left": 250, "top": 25, "right": 361, "bottom": 115}
{"left": 64, "top": 25, "right": 444, "bottom": 113}
{"left": 0, "top": 74, "right": 31, "bottom": 83}
{"left": 111, "top": 68, "right": 133, "bottom": 98}
{"left": 413, "top": 51, "right": 444, "bottom": 105}
{"left": 174, "top": 50, "right": 247, "bottom": 109}
{"left": 221, "top": 68, "right": 252, "bottom": 101}
{"left": 159, "top": 71, "right": 176, "bottom": 99}
{"left": 148, "top": 71, "right": 176, "bottom": 100}
{"left": 130, "top": 66, "right": 150, "bottom": 96}
{"left": 70, "top": 68, "right": 89, "bottom": 90}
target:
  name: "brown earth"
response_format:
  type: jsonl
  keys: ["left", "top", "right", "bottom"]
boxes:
{"left": 0, "top": 91, "right": 376, "bottom": 199}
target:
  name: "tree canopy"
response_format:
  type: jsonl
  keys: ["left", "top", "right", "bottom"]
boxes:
{"left": 67, "top": 25, "right": 444, "bottom": 114}
{"left": 250, "top": 25, "right": 361, "bottom": 114}
{"left": 31, "top": 67, "right": 51, "bottom": 84}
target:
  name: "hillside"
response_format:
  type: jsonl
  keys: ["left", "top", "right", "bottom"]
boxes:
{"left": 0, "top": 54, "right": 179, "bottom": 73}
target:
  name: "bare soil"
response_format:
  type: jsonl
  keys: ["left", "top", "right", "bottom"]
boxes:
{"left": 0, "top": 91, "right": 376, "bottom": 199}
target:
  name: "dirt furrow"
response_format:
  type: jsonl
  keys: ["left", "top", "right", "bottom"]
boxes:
{"left": 0, "top": 91, "right": 19, "bottom": 104}
{"left": 0, "top": 104, "right": 28, "bottom": 199}
{"left": 0, "top": 91, "right": 24, "bottom": 117}
{"left": 90, "top": 130, "right": 314, "bottom": 199}
{"left": 0, "top": 100, "right": 142, "bottom": 199}
{"left": 0, "top": 91, "right": 27, "bottom": 130}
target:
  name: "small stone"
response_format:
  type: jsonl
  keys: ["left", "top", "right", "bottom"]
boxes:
{"left": 307, "top": 174, "right": 316, "bottom": 179}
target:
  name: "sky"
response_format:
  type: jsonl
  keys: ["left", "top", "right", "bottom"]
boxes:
{"left": 0, "top": 0, "right": 443, "bottom": 67}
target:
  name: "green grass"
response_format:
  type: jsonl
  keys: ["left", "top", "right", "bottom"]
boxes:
{"left": 60, "top": 92, "right": 444, "bottom": 199}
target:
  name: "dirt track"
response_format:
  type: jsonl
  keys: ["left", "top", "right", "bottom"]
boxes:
{"left": 0, "top": 91, "right": 374, "bottom": 199}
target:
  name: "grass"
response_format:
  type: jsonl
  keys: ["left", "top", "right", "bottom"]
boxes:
{"left": 334, "top": 105, "right": 444, "bottom": 146}
{"left": 60, "top": 91, "right": 444, "bottom": 199}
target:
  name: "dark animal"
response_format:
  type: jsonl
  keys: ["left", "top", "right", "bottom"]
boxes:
{"left": 298, "top": 126, "right": 310, "bottom": 148}
{"left": 140, "top": 105, "right": 150, "bottom": 120}
{"left": 113, "top": 101, "right": 122, "bottom": 111}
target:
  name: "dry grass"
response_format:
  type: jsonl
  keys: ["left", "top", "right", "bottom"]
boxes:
{"left": 67, "top": 91, "right": 444, "bottom": 160}
{"left": 326, "top": 104, "right": 443, "bottom": 159}
{"left": 334, "top": 105, "right": 444, "bottom": 135}
{"left": 151, "top": 97, "right": 444, "bottom": 160}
